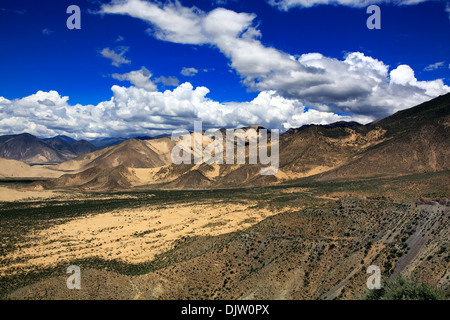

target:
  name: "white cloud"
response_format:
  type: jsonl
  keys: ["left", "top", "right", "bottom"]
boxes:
{"left": 0, "top": 85, "right": 371, "bottom": 139}
{"left": 389, "top": 64, "right": 416, "bottom": 85}
{"left": 103, "top": 0, "right": 209, "bottom": 45}
{"left": 390, "top": 64, "right": 447, "bottom": 97}
{"left": 99, "top": 47, "right": 131, "bottom": 67}
{"left": 267, "top": 0, "right": 433, "bottom": 11}
{"left": 424, "top": 61, "right": 445, "bottom": 71}
{"left": 99, "top": 1, "right": 450, "bottom": 120}
{"left": 112, "top": 67, "right": 157, "bottom": 91}
{"left": 2, "top": 1, "right": 446, "bottom": 140}
{"left": 154, "top": 76, "right": 180, "bottom": 87}
{"left": 181, "top": 67, "right": 199, "bottom": 77}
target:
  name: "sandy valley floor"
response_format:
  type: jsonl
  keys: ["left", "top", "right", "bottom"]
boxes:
{"left": 0, "top": 187, "right": 55, "bottom": 202}
{"left": 1, "top": 199, "right": 278, "bottom": 277}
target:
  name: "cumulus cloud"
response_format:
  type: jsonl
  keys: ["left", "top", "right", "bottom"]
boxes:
{"left": 100, "top": 46, "right": 131, "bottom": 67}
{"left": 2, "top": 1, "right": 447, "bottom": 140}
{"left": 224, "top": 90, "right": 373, "bottom": 130}
{"left": 0, "top": 91, "right": 84, "bottom": 138}
{"left": 181, "top": 67, "right": 199, "bottom": 77}
{"left": 99, "top": 1, "right": 450, "bottom": 119}
{"left": 0, "top": 84, "right": 371, "bottom": 139}
{"left": 112, "top": 67, "right": 157, "bottom": 91}
{"left": 389, "top": 64, "right": 448, "bottom": 98}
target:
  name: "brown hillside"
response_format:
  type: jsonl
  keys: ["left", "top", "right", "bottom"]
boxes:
{"left": 319, "top": 122, "right": 449, "bottom": 180}
{"left": 164, "top": 170, "right": 212, "bottom": 189}
{"left": 32, "top": 93, "right": 450, "bottom": 190}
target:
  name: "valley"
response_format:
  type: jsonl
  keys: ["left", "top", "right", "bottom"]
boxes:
{"left": 0, "top": 171, "right": 448, "bottom": 299}
{"left": 0, "top": 93, "right": 448, "bottom": 300}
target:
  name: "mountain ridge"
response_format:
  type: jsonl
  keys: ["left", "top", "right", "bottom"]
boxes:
{"left": 0, "top": 133, "right": 98, "bottom": 164}
{"left": 16, "top": 92, "right": 450, "bottom": 190}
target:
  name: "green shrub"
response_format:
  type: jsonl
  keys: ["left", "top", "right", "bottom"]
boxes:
{"left": 363, "top": 275, "right": 446, "bottom": 300}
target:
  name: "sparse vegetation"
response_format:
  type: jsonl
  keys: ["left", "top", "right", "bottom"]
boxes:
{"left": 363, "top": 276, "right": 446, "bottom": 300}
{"left": 0, "top": 169, "right": 448, "bottom": 300}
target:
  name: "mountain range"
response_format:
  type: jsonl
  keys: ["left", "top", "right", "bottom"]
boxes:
{"left": 0, "top": 133, "right": 98, "bottom": 164}
{"left": 0, "top": 93, "right": 449, "bottom": 301}
{"left": 0, "top": 93, "right": 449, "bottom": 190}
{"left": 0, "top": 133, "right": 171, "bottom": 165}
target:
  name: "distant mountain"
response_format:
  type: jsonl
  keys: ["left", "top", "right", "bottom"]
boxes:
{"left": 88, "top": 137, "right": 127, "bottom": 148}
{"left": 0, "top": 133, "right": 98, "bottom": 164}
{"left": 42, "top": 135, "right": 77, "bottom": 144}
{"left": 132, "top": 135, "right": 154, "bottom": 141}
{"left": 54, "top": 137, "right": 174, "bottom": 172}
{"left": 33, "top": 93, "right": 450, "bottom": 190}
{"left": 88, "top": 134, "right": 171, "bottom": 147}
{"left": 42, "top": 137, "right": 176, "bottom": 189}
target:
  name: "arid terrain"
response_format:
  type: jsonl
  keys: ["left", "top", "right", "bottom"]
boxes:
{"left": 0, "top": 94, "right": 449, "bottom": 300}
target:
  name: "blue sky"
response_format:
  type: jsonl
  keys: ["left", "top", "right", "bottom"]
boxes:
{"left": 0, "top": 0, "right": 449, "bottom": 139}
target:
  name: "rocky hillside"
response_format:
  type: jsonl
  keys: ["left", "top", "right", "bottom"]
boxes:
{"left": 33, "top": 93, "right": 450, "bottom": 190}
{"left": 0, "top": 133, "right": 97, "bottom": 164}
{"left": 4, "top": 196, "right": 448, "bottom": 300}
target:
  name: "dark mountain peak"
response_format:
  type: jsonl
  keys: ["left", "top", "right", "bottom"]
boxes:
{"left": 323, "top": 121, "right": 362, "bottom": 128}
{"left": 71, "top": 140, "right": 98, "bottom": 154}
{"left": 11, "top": 132, "right": 40, "bottom": 141}
{"left": 0, "top": 133, "right": 98, "bottom": 164}
{"left": 43, "top": 135, "right": 77, "bottom": 144}
{"left": 5, "top": 132, "right": 44, "bottom": 144}
{"left": 133, "top": 135, "right": 154, "bottom": 141}
{"left": 17, "top": 132, "right": 35, "bottom": 137}
{"left": 88, "top": 137, "right": 127, "bottom": 148}
{"left": 72, "top": 139, "right": 93, "bottom": 145}
{"left": 284, "top": 121, "right": 362, "bottom": 135}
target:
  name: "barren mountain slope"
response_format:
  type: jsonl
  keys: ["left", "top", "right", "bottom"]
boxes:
{"left": 4, "top": 196, "right": 448, "bottom": 300}
{"left": 317, "top": 93, "right": 450, "bottom": 180}
{"left": 0, "top": 157, "right": 63, "bottom": 179}
{"left": 319, "top": 123, "right": 449, "bottom": 180}
{"left": 0, "top": 133, "right": 97, "bottom": 164}
{"left": 31, "top": 93, "right": 450, "bottom": 190}
{"left": 0, "top": 133, "right": 68, "bottom": 164}
{"left": 54, "top": 137, "right": 175, "bottom": 172}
